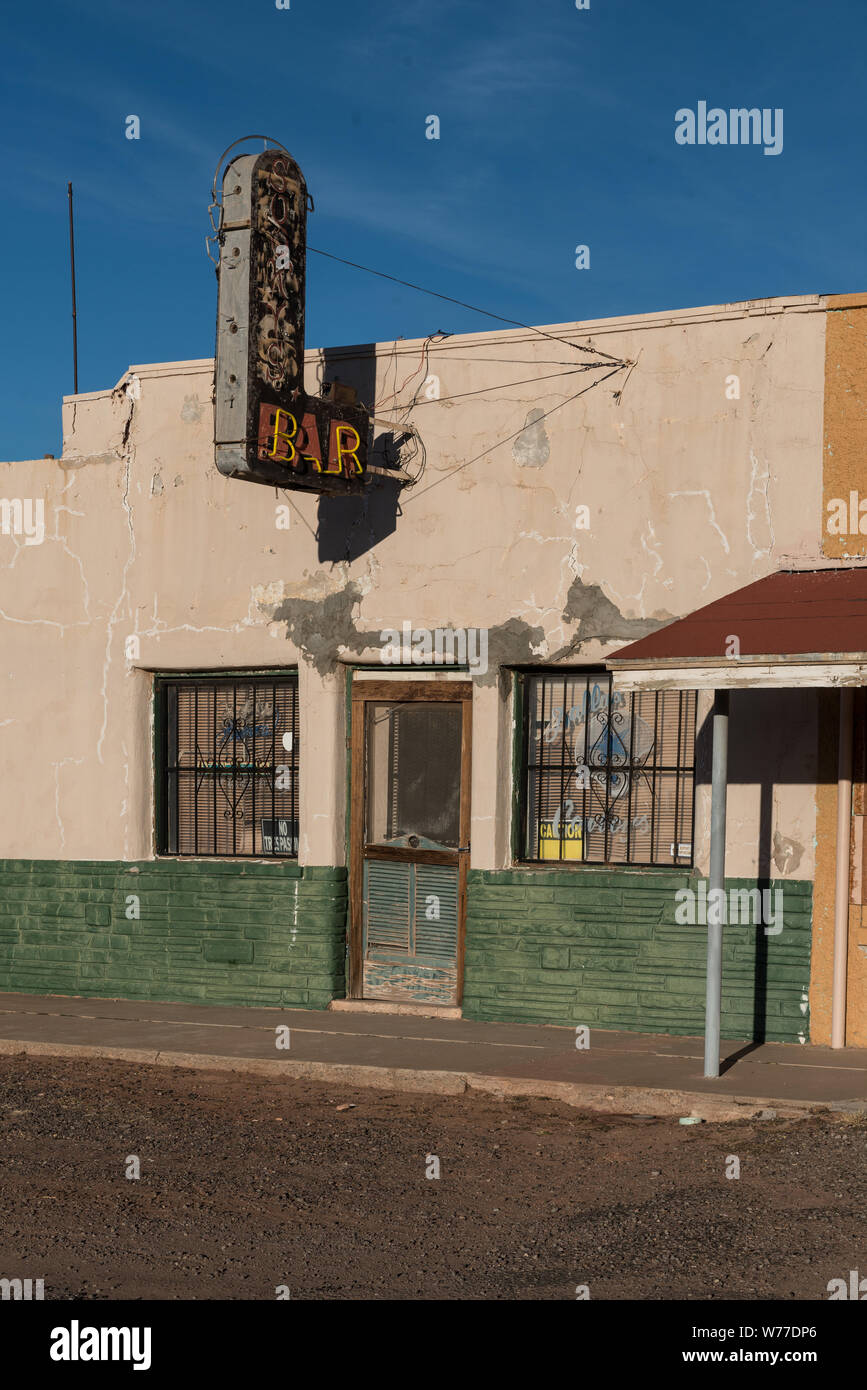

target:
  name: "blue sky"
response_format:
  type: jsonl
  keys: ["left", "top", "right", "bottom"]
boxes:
{"left": 2, "top": 0, "right": 865, "bottom": 459}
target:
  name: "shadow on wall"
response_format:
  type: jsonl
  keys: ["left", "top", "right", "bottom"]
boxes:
{"left": 315, "top": 343, "right": 403, "bottom": 563}
{"left": 695, "top": 688, "right": 822, "bottom": 1044}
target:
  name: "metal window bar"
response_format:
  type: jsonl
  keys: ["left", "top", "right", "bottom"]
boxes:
{"left": 166, "top": 684, "right": 178, "bottom": 855}
{"left": 194, "top": 685, "right": 199, "bottom": 856}
{"left": 290, "top": 681, "right": 296, "bottom": 856}
{"left": 581, "top": 675, "right": 591, "bottom": 862}
{"left": 251, "top": 683, "right": 256, "bottom": 855}
{"left": 649, "top": 690, "right": 660, "bottom": 860}
{"left": 672, "top": 690, "right": 683, "bottom": 861}
{"left": 271, "top": 681, "right": 277, "bottom": 852}
{"left": 602, "top": 674, "right": 613, "bottom": 863}
{"left": 232, "top": 685, "right": 237, "bottom": 857}
{"left": 213, "top": 687, "right": 218, "bottom": 854}
{"left": 537, "top": 675, "right": 547, "bottom": 859}
{"left": 161, "top": 676, "right": 299, "bottom": 858}
{"left": 625, "top": 689, "right": 636, "bottom": 864}
{"left": 522, "top": 676, "right": 696, "bottom": 868}
{"left": 561, "top": 672, "right": 569, "bottom": 856}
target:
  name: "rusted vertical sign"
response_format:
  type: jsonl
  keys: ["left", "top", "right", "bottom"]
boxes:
{"left": 214, "top": 149, "right": 368, "bottom": 492}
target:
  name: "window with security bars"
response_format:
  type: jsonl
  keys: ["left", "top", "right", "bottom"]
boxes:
{"left": 158, "top": 677, "right": 299, "bottom": 857}
{"left": 520, "top": 672, "right": 696, "bottom": 866}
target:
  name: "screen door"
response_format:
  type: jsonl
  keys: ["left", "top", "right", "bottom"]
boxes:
{"left": 349, "top": 681, "right": 472, "bottom": 1005}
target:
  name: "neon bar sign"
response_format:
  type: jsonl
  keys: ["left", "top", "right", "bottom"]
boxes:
{"left": 214, "top": 147, "right": 368, "bottom": 493}
{"left": 257, "top": 400, "right": 364, "bottom": 477}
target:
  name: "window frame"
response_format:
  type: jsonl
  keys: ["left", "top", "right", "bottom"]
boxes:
{"left": 154, "top": 670, "right": 300, "bottom": 860}
{"left": 515, "top": 668, "right": 697, "bottom": 870}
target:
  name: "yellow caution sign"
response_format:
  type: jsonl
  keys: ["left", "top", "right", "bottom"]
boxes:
{"left": 538, "top": 818, "right": 582, "bottom": 861}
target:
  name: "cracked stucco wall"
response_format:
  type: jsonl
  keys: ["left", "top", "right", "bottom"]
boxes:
{"left": 0, "top": 296, "right": 828, "bottom": 871}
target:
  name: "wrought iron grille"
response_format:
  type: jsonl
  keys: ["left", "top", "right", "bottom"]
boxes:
{"left": 159, "top": 677, "right": 299, "bottom": 857}
{"left": 521, "top": 672, "right": 696, "bottom": 866}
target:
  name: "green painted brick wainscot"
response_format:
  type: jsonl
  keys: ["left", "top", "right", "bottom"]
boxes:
{"left": 461, "top": 870, "right": 813, "bottom": 1044}
{"left": 0, "top": 861, "right": 813, "bottom": 1040}
{"left": 0, "top": 860, "right": 347, "bottom": 1010}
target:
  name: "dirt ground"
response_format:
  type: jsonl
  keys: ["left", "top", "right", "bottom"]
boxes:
{"left": 0, "top": 1054, "right": 864, "bottom": 1300}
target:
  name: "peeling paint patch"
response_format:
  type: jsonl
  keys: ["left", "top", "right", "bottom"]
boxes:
{"left": 181, "top": 394, "right": 203, "bottom": 423}
{"left": 273, "top": 569, "right": 364, "bottom": 603}
{"left": 558, "top": 577, "right": 671, "bottom": 648}
{"left": 252, "top": 579, "right": 291, "bottom": 610}
{"left": 772, "top": 830, "right": 804, "bottom": 875}
{"left": 258, "top": 577, "right": 548, "bottom": 683}
{"left": 265, "top": 578, "right": 381, "bottom": 674}
{"left": 512, "top": 408, "right": 550, "bottom": 467}
{"left": 476, "top": 617, "right": 547, "bottom": 687}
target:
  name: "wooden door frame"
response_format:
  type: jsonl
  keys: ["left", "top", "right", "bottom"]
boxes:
{"left": 348, "top": 679, "right": 473, "bottom": 1002}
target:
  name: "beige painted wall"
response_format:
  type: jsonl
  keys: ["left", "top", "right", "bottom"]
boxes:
{"left": 0, "top": 295, "right": 828, "bottom": 872}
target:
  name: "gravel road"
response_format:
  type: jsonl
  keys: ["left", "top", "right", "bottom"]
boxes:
{"left": 0, "top": 1055, "right": 864, "bottom": 1300}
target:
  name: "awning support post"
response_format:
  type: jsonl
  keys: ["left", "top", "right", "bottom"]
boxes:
{"left": 831, "top": 687, "right": 854, "bottom": 1049}
{"left": 704, "top": 689, "right": 729, "bottom": 1079}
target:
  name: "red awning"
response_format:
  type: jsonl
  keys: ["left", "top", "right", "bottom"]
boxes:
{"left": 607, "top": 568, "right": 867, "bottom": 689}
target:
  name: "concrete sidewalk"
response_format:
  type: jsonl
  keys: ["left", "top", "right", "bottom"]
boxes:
{"left": 0, "top": 990, "right": 865, "bottom": 1121}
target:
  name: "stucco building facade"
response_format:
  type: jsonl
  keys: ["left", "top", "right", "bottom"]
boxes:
{"left": 2, "top": 290, "right": 866, "bottom": 1044}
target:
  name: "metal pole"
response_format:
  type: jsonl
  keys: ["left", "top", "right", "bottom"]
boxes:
{"left": 67, "top": 182, "right": 78, "bottom": 394}
{"left": 831, "top": 687, "right": 854, "bottom": 1048}
{"left": 704, "top": 688, "right": 729, "bottom": 1078}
